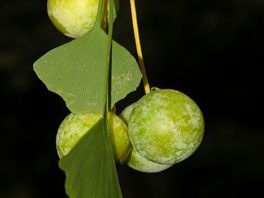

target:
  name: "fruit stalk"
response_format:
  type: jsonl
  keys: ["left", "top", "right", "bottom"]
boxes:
{"left": 103, "top": 0, "right": 114, "bottom": 113}
{"left": 130, "top": 0, "right": 150, "bottom": 94}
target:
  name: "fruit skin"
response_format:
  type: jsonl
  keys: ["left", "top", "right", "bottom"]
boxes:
{"left": 107, "top": 112, "right": 131, "bottom": 162}
{"left": 119, "top": 102, "right": 138, "bottom": 125}
{"left": 47, "top": 0, "right": 119, "bottom": 38}
{"left": 56, "top": 112, "right": 130, "bottom": 163}
{"left": 127, "top": 147, "right": 172, "bottom": 173}
{"left": 120, "top": 103, "right": 171, "bottom": 173}
{"left": 129, "top": 89, "right": 205, "bottom": 165}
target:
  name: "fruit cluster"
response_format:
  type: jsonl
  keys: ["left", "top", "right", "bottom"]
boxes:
{"left": 57, "top": 89, "right": 204, "bottom": 173}
{"left": 48, "top": 0, "right": 205, "bottom": 173}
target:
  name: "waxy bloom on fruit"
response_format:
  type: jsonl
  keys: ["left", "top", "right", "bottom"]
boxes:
{"left": 120, "top": 103, "right": 171, "bottom": 173}
{"left": 47, "top": 0, "right": 119, "bottom": 38}
{"left": 128, "top": 89, "right": 205, "bottom": 165}
{"left": 127, "top": 147, "right": 172, "bottom": 173}
{"left": 56, "top": 112, "right": 130, "bottom": 163}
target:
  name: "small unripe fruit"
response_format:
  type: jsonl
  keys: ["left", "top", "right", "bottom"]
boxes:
{"left": 120, "top": 103, "right": 171, "bottom": 173}
{"left": 47, "top": 0, "right": 119, "bottom": 38}
{"left": 127, "top": 147, "right": 172, "bottom": 173}
{"left": 129, "top": 89, "right": 205, "bottom": 165}
{"left": 119, "top": 102, "right": 137, "bottom": 125}
{"left": 56, "top": 112, "right": 130, "bottom": 163}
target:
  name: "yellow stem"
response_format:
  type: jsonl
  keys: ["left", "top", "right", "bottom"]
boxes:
{"left": 111, "top": 105, "right": 116, "bottom": 113}
{"left": 130, "top": 0, "right": 151, "bottom": 94}
{"left": 102, "top": 0, "right": 107, "bottom": 31}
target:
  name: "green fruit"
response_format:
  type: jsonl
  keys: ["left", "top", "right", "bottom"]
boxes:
{"left": 56, "top": 112, "right": 130, "bottom": 163}
{"left": 120, "top": 103, "right": 171, "bottom": 173}
{"left": 47, "top": 0, "right": 119, "bottom": 38}
{"left": 119, "top": 102, "right": 138, "bottom": 125}
{"left": 129, "top": 89, "right": 205, "bottom": 165}
{"left": 108, "top": 112, "right": 131, "bottom": 162}
{"left": 127, "top": 147, "right": 172, "bottom": 173}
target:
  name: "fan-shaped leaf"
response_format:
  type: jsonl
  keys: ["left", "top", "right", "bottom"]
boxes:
{"left": 59, "top": 118, "right": 122, "bottom": 198}
{"left": 111, "top": 41, "right": 142, "bottom": 108}
{"left": 33, "top": 27, "right": 142, "bottom": 114}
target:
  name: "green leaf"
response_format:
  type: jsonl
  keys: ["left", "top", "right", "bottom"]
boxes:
{"left": 33, "top": 27, "right": 142, "bottom": 114}
{"left": 111, "top": 40, "right": 142, "bottom": 109}
{"left": 59, "top": 118, "right": 122, "bottom": 198}
{"left": 34, "top": 26, "right": 107, "bottom": 114}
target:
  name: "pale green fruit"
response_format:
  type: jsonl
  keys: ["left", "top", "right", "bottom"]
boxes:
{"left": 47, "top": 0, "right": 119, "bottom": 38}
{"left": 129, "top": 89, "right": 205, "bottom": 165}
{"left": 119, "top": 102, "right": 138, "bottom": 125}
{"left": 107, "top": 112, "right": 131, "bottom": 162}
{"left": 127, "top": 148, "right": 172, "bottom": 173}
{"left": 120, "top": 103, "right": 171, "bottom": 173}
{"left": 56, "top": 112, "right": 130, "bottom": 163}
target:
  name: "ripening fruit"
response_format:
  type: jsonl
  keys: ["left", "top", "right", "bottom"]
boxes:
{"left": 47, "top": 0, "right": 119, "bottom": 38}
{"left": 127, "top": 147, "right": 172, "bottom": 173}
{"left": 119, "top": 102, "right": 137, "bottom": 125}
{"left": 120, "top": 103, "right": 171, "bottom": 173}
{"left": 129, "top": 89, "right": 205, "bottom": 165}
{"left": 56, "top": 112, "right": 130, "bottom": 163}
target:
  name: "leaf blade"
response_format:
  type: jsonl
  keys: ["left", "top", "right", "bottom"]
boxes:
{"left": 34, "top": 27, "right": 108, "bottom": 114}
{"left": 111, "top": 40, "right": 142, "bottom": 107}
{"left": 33, "top": 29, "right": 142, "bottom": 114}
{"left": 59, "top": 118, "right": 122, "bottom": 198}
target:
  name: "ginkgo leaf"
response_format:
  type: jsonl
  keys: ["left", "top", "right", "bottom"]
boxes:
{"left": 33, "top": 26, "right": 142, "bottom": 114}
{"left": 111, "top": 40, "right": 142, "bottom": 108}
{"left": 59, "top": 118, "right": 122, "bottom": 198}
{"left": 34, "top": 26, "right": 108, "bottom": 114}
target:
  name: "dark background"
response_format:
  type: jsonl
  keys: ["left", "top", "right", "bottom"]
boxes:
{"left": 1, "top": 0, "right": 263, "bottom": 197}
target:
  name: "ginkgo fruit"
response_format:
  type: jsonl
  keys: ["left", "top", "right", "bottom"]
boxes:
{"left": 47, "top": 0, "right": 119, "bottom": 38}
{"left": 56, "top": 112, "right": 130, "bottom": 163}
{"left": 128, "top": 89, "right": 205, "bottom": 165}
{"left": 120, "top": 102, "right": 172, "bottom": 173}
